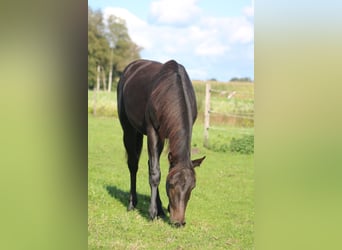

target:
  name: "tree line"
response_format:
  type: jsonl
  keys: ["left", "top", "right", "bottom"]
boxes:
{"left": 208, "top": 77, "right": 253, "bottom": 83}
{"left": 88, "top": 6, "right": 141, "bottom": 91}
{"left": 229, "top": 77, "right": 253, "bottom": 82}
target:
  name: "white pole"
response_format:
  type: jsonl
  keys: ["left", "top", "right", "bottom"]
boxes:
{"left": 204, "top": 82, "right": 211, "bottom": 147}
{"left": 93, "top": 64, "right": 100, "bottom": 116}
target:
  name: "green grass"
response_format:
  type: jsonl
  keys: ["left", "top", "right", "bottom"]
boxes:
{"left": 88, "top": 115, "right": 254, "bottom": 249}
{"left": 88, "top": 91, "right": 118, "bottom": 117}
{"left": 200, "top": 125, "right": 254, "bottom": 153}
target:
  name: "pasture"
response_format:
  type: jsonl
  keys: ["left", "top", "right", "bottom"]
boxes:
{"left": 88, "top": 81, "right": 254, "bottom": 249}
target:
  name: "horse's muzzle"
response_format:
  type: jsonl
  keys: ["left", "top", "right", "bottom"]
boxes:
{"left": 168, "top": 204, "right": 186, "bottom": 227}
{"left": 172, "top": 221, "right": 186, "bottom": 228}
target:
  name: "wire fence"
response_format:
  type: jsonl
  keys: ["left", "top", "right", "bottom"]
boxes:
{"left": 203, "top": 82, "right": 254, "bottom": 147}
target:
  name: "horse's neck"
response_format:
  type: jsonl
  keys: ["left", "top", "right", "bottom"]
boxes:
{"left": 168, "top": 128, "right": 191, "bottom": 163}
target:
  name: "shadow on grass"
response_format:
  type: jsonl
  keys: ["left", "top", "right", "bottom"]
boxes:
{"left": 105, "top": 185, "right": 169, "bottom": 223}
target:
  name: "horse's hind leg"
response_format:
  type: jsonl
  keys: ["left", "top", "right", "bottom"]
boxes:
{"left": 123, "top": 128, "right": 143, "bottom": 211}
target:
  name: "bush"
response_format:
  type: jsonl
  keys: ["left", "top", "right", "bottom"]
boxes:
{"left": 230, "top": 135, "right": 254, "bottom": 154}
{"left": 209, "top": 142, "right": 230, "bottom": 153}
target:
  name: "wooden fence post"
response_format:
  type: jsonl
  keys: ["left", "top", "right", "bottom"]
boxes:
{"left": 204, "top": 82, "right": 211, "bottom": 147}
{"left": 93, "top": 64, "right": 100, "bottom": 116}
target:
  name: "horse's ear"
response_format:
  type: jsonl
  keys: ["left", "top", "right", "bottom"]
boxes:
{"left": 192, "top": 156, "right": 206, "bottom": 168}
{"left": 168, "top": 152, "right": 174, "bottom": 165}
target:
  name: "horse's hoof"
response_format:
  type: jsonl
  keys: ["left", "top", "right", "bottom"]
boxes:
{"left": 127, "top": 202, "right": 136, "bottom": 211}
{"left": 157, "top": 209, "right": 166, "bottom": 218}
{"left": 149, "top": 207, "right": 158, "bottom": 220}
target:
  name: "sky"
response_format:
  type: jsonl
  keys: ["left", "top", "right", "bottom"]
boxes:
{"left": 88, "top": 0, "right": 254, "bottom": 81}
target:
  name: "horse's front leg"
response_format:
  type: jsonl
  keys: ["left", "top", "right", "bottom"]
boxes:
{"left": 147, "top": 126, "right": 163, "bottom": 220}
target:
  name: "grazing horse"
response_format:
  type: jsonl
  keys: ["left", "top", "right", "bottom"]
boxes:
{"left": 117, "top": 59, "right": 205, "bottom": 227}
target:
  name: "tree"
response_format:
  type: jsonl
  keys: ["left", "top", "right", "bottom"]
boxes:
{"left": 107, "top": 15, "right": 141, "bottom": 90}
{"left": 88, "top": 6, "right": 141, "bottom": 90}
{"left": 113, "top": 36, "right": 141, "bottom": 73}
{"left": 105, "top": 15, "right": 140, "bottom": 91}
{"left": 229, "top": 77, "right": 253, "bottom": 82}
{"left": 88, "top": 7, "right": 110, "bottom": 89}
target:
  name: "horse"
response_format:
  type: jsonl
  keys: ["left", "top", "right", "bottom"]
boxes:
{"left": 117, "top": 59, "right": 205, "bottom": 227}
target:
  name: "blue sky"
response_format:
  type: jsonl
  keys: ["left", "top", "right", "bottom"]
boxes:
{"left": 88, "top": 0, "right": 254, "bottom": 81}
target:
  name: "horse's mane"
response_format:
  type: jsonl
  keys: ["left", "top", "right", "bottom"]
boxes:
{"left": 150, "top": 60, "right": 194, "bottom": 164}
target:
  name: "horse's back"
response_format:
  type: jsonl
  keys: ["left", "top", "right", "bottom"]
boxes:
{"left": 117, "top": 59, "right": 163, "bottom": 134}
{"left": 117, "top": 59, "right": 196, "bottom": 135}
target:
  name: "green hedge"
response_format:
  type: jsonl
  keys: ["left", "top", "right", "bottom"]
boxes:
{"left": 230, "top": 135, "right": 254, "bottom": 154}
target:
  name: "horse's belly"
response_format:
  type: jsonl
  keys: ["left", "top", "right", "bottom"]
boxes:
{"left": 123, "top": 83, "right": 149, "bottom": 134}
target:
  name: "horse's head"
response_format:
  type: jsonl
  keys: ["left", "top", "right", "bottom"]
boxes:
{"left": 166, "top": 153, "right": 205, "bottom": 227}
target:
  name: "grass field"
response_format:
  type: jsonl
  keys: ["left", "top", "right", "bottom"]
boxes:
{"left": 88, "top": 80, "right": 254, "bottom": 249}
{"left": 88, "top": 115, "right": 254, "bottom": 249}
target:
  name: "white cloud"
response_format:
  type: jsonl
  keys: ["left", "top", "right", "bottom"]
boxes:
{"left": 187, "top": 67, "right": 209, "bottom": 80}
{"left": 103, "top": 7, "right": 152, "bottom": 49}
{"left": 102, "top": 1, "right": 254, "bottom": 80}
{"left": 195, "top": 39, "right": 230, "bottom": 56}
{"left": 230, "top": 19, "right": 254, "bottom": 44}
{"left": 103, "top": 7, "right": 145, "bottom": 29}
{"left": 149, "top": 0, "right": 201, "bottom": 25}
{"left": 202, "top": 16, "right": 254, "bottom": 44}
{"left": 244, "top": 0, "right": 254, "bottom": 17}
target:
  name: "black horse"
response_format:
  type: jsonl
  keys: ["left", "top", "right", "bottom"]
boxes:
{"left": 117, "top": 59, "right": 205, "bottom": 227}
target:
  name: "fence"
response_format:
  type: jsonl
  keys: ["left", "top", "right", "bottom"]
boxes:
{"left": 203, "top": 82, "right": 254, "bottom": 148}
